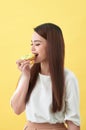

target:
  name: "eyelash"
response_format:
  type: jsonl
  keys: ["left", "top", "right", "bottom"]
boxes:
{"left": 35, "top": 43, "right": 40, "bottom": 46}
{"left": 31, "top": 43, "right": 40, "bottom": 46}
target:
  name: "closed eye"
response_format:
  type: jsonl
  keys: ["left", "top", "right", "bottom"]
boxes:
{"left": 30, "top": 43, "right": 33, "bottom": 46}
{"left": 35, "top": 43, "right": 40, "bottom": 46}
{"left": 30, "top": 43, "right": 41, "bottom": 46}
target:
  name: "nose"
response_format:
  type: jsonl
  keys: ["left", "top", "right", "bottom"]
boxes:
{"left": 31, "top": 44, "right": 36, "bottom": 52}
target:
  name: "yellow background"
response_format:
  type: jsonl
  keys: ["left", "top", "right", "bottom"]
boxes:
{"left": 0, "top": 0, "right": 86, "bottom": 130}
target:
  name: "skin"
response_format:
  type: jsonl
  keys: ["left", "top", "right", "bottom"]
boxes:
{"left": 31, "top": 31, "right": 50, "bottom": 75}
{"left": 10, "top": 31, "right": 80, "bottom": 130}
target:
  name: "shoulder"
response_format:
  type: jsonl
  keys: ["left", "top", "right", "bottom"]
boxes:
{"left": 64, "top": 69, "right": 80, "bottom": 103}
{"left": 64, "top": 68, "right": 78, "bottom": 83}
{"left": 64, "top": 68, "right": 79, "bottom": 92}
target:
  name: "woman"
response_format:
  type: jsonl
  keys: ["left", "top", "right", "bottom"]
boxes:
{"left": 10, "top": 23, "right": 80, "bottom": 130}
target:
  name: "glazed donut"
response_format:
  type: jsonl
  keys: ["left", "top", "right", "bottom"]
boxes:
{"left": 21, "top": 53, "right": 35, "bottom": 65}
{"left": 21, "top": 53, "right": 35, "bottom": 60}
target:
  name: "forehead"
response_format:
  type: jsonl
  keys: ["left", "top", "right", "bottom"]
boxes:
{"left": 31, "top": 31, "right": 46, "bottom": 42}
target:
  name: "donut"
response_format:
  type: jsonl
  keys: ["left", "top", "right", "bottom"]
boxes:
{"left": 21, "top": 53, "right": 35, "bottom": 60}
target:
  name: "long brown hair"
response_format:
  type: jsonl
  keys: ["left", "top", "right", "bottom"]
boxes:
{"left": 25, "top": 23, "right": 65, "bottom": 112}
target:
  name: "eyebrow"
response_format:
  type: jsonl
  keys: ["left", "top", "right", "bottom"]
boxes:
{"left": 31, "top": 40, "right": 42, "bottom": 43}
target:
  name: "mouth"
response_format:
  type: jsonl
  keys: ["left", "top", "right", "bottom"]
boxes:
{"left": 35, "top": 53, "right": 38, "bottom": 58}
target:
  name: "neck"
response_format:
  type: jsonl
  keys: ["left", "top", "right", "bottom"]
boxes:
{"left": 40, "top": 62, "right": 50, "bottom": 75}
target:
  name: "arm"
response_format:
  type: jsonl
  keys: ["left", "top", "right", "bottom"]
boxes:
{"left": 10, "top": 59, "right": 31, "bottom": 115}
{"left": 64, "top": 71, "right": 80, "bottom": 129}
{"left": 66, "top": 121, "right": 80, "bottom": 130}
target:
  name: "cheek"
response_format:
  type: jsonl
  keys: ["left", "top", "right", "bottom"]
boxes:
{"left": 38, "top": 45, "right": 47, "bottom": 57}
{"left": 42, "top": 49, "right": 47, "bottom": 58}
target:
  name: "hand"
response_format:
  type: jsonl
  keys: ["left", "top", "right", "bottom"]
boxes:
{"left": 16, "top": 59, "right": 31, "bottom": 78}
{"left": 66, "top": 121, "right": 80, "bottom": 130}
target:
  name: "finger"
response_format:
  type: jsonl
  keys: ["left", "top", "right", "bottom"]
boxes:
{"left": 16, "top": 59, "right": 23, "bottom": 66}
{"left": 20, "top": 62, "right": 30, "bottom": 71}
{"left": 22, "top": 64, "right": 30, "bottom": 71}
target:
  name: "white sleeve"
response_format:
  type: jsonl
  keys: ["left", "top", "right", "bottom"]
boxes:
{"left": 64, "top": 72, "right": 80, "bottom": 126}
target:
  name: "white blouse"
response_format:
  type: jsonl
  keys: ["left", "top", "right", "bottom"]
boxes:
{"left": 25, "top": 69, "right": 80, "bottom": 126}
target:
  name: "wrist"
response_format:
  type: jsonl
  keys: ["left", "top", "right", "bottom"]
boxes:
{"left": 22, "top": 72, "right": 30, "bottom": 80}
